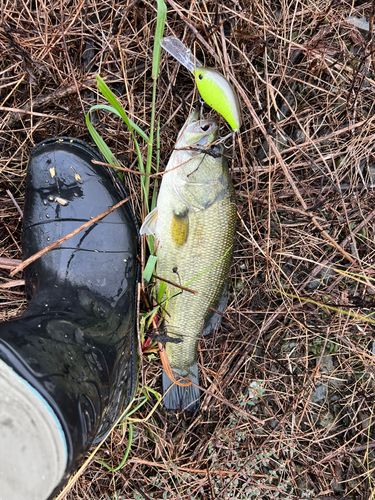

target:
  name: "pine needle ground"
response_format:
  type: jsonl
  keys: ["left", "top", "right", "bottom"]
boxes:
{"left": 1, "top": 1, "right": 375, "bottom": 498}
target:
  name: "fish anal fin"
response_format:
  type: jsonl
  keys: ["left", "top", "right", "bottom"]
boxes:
{"left": 140, "top": 207, "right": 158, "bottom": 236}
{"left": 202, "top": 280, "right": 228, "bottom": 336}
{"left": 170, "top": 208, "right": 189, "bottom": 246}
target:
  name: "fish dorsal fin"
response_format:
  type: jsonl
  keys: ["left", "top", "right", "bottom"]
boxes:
{"left": 171, "top": 207, "right": 189, "bottom": 246}
{"left": 140, "top": 207, "right": 158, "bottom": 236}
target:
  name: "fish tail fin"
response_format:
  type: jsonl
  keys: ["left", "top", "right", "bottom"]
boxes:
{"left": 162, "top": 364, "right": 200, "bottom": 411}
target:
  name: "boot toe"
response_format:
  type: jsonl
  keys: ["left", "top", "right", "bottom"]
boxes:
{"left": 0, "top": 359, "right": 67, "bottom": 500}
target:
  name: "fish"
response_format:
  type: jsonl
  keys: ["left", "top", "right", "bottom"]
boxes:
{"left": 140, "top": 108, "right": 236, "bottom": 411}
{"left": 160, "top": 37, "right": 241, "bottom": 131}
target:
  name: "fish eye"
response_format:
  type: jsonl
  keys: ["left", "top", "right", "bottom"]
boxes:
{"left": 198, "top": 73, "right": 203, "bottom": 80}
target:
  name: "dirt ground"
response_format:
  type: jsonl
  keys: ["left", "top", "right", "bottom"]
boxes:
{"left": 2, "top": 0, "right": 375, "bottom": 498}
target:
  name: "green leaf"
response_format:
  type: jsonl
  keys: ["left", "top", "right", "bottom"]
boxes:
{"left": 89, "top": 103, "right": 149, "bottom": 142}
{"left": 85, "top": 109, "right": 120, "bottom": 166}
{"left": 152, "top": 0, "right": 167, "bottom": 79}
{"left": 148, "top": 234, "right": 155, "bottom": 255}
{"left": 96, "top": 75, "right": 149, "bottom": 143}
{"left": 157, "top": 279, "right": 166, "bottom": 303}
{"left": 86, "top": 94, "right": 149, "bottom": 203}
{"left": 143, "top": 255, "right": 158, "bottom": 283}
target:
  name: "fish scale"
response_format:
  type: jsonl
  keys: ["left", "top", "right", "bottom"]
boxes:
{"left": 140, "top": 109, "right": 236, "bottom": 410}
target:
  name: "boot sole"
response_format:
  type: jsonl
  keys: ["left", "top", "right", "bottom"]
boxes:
{"left": 0, "top": 358, "right": 67, "bottom": 500}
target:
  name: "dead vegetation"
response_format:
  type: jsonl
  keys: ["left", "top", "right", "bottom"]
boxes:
{"left": 2, "top": 0, "right": 375, "bottom": 498}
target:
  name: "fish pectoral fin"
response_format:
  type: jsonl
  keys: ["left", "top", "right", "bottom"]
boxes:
{"left": 170, "top": 207, "right": 189, "bottom": 246}
{"left": 140, "top": 207, "right": 158, "bottom": 236}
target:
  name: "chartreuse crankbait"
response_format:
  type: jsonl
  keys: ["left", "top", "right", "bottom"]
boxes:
{"left": 160, "top": 36, "right": 241, "bottom": 132}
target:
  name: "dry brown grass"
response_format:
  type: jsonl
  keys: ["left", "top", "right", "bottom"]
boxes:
{"left": 2, "top": 0, "right": 375, "bottom": 498}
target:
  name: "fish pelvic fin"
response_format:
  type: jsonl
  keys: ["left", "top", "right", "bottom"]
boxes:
{"left": 162, "top": 364, "right": 200, "bottom": 412}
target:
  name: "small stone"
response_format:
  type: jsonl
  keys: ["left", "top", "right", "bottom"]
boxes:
{"left": 310, "top": 384, "right": 327, "bottom": 404}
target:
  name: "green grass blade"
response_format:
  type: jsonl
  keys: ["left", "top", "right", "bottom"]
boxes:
{"left": 125, "top": 396, "right": 148, "bottom": 418}
{"left": 89, "top": 103, "right": 148, "bottom": 142}
{"left": 142, "top": 0, "right": 166, "bottom": 217}
{"left": 97, "top": 423, "right": 134, "bottom": 472}
{"left": 148, "top": 234, "right": 155, "bottom": 255}
{"left": 157, "top": 279, "right": 166, "bottom": 303}
{"left": 87, "top": 102, "right": 146, "bottom": 175}
{"left": 143, "top": 303, "right": 162, "bottom": 322}
{"left": 85, "top": 110, "right": 120, "bottom": 166}
{"left": 152, "top": 0, "right": 167, "bottom": 80}
{"left": 151, "top": 116, "right": 161, "bottom": 211}
{"left": 94, "top": 76, "right": 149, "bottom": 207}
{"left": 86, "top": 100, "right": 150, "bottom": 204}
{"left": 96, "top": 75, "right": 149, "bottom": 143}
{"left": 275, "top": 289, "right": 375, "bottom": 325}
{"left": 143, "top": 255, "right": 158, "bottom": 283}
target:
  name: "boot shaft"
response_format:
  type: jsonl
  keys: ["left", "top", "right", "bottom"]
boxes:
{"left": 0, "top": 138, "right": 139, "bottom": 496}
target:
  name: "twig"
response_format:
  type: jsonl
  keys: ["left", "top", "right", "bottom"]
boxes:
{"left": 128, "top": 457, "right": 265, "bottom": 476}
{"left": 0, "top": 106, "right": 83, "bottom": 126}
{"left": 0, "top": 280, "right": 24, "bottom": 289}
{"left": 10, "top": 196, "right": 131, "bottom": 276}
{"left": 0, "top": 257, "right": 22, "bottom": 270}
{"left": 6, "top": 190, "right": 23, "bottom": 218}
{"left": 92, "top": 159, "right": 163, "bottom": 177}
{"left": 152, "top": 274, "right": 197, "bottom": 294}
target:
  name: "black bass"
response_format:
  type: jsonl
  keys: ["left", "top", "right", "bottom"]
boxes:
{"left": 141, "top": 109, "right": 236, "bottom": 411}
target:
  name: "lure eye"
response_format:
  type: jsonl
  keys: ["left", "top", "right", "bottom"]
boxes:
{"left": 198, "top": 73, "right": 203, "bottom": 81}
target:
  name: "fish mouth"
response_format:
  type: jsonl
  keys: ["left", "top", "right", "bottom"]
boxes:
{"left": 189, "top": 120, "right": 218, "bottom": 146}
{"left": 183, "top": 109, "right": 219, "bottom": 147}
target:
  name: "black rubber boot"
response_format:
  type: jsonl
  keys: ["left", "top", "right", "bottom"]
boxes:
{"left": 0, "top": 138, "right": 139, "bottom": 500}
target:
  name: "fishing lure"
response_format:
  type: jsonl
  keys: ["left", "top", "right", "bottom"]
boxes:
{"left": 160, "top": 36, "right": 241, "bottom": 132}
